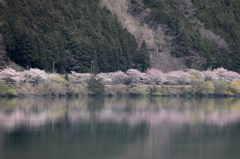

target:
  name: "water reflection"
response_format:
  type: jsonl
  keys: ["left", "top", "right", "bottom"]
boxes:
{"left": 0, "top": 97, "right": 240, "bottom": 159}
{"left": 0, "top": 97, "right": 240, "bottom": 131}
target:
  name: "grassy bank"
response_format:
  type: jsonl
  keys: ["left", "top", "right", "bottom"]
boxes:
{"left": 0, "top": 82, "right": 17, "bottom": 97}
{"left": 1, "top": 83, "right": 239, "bottom": 98}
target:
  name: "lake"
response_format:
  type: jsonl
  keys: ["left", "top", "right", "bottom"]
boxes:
{"left": 0, "top": 97, "right": 240, "bottom": 159}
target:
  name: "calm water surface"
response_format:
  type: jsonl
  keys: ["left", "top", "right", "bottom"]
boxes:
{"left": 0, "top": 97, "right": 240, "bottom": 159}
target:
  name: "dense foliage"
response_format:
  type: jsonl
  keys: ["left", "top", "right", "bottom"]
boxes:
{"left": 132, "top": 41, "right": 150, "bottom": 72}
{"left": 0, "top": 0, "right": 150, "bottom": 73}
{"left": 1, "top": 0, "right": 239, "bottom": 73}
{"left": 0, "top": 81, "right": 17, "bottom": 97}
{"left": 87, "top": 76, "right": 105, "bottom": 95}
{"left": 192, "top": 0, "right": 240, "bottom": 72}
{"left": 141, "top": 0, "right": 236, "bottom": 71}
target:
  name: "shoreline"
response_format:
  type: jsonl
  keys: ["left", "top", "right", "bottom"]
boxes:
{"left": 1, "top": 68, "right": 240, "bottom": 98}
{"left": 1, "top": 84, "right": 239, "bottom": 98}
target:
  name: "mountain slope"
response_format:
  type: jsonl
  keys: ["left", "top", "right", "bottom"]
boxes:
{"left": 1, "top": 0, "right": 239, "bottom": 73}
{"left": 0, "top": 0, "right": 149, "bottom": 73}
{"left": 192, "top": 0, "right": 240, "bottom": 72}
{"left": 101, "top": 0, "right": 190, "bottom": 72}
{"left": 101, "top": 0, "right": 240, "bottom": 72}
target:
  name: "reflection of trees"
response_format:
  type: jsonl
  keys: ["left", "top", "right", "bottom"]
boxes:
{"left": 1, "top": 97, "right": 240, "bottom": 132}
{"left": 0, "top": 98, "right": 68, "bottom": 130}
{"left": 1, "top": 97, "right": 240, "bottom": 158}
{"left": 87, "top": 97, "right": 105, "bottom": 112}
{"left": 0, "top": 116, "right": 149, "bottom": 159}
{"left": 87, "top": 97, "right": 104, "bottom": 138}
{"left": 0, "top": 98, "right": 17, "bottom": 112}
{"left": 158, "top": 124, "right": 240, "bottom": 159}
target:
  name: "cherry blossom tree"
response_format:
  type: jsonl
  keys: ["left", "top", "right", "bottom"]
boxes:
{"left": 108, "top": 71, "right": 128, "bottom": 85}
{"left": 146, "top": 68, "right": 165, "bottom": 84}
{"left": 165, "top": 71, "right": 190, "bottom": 85}
{"left": 212, "top": 68, "right": 240, "bottom": 82}
{"left": 0, "top": 68, "right": 23, "bottom": 83}
{"left": 1, "top": 67, "right": 240, "bottom": 88}
{"left": 126, "top": 69, "right": 150, "bottom": 84}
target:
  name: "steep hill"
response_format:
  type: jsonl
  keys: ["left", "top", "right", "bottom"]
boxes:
{"left": 0, "top": 0, "right": 150, "bottom": 73}
{"left": 192, "top": 0, "right": 240, "bottom": 72}
{"left": 101, "top": 0, "right": 189, "bottom": 72}
{"left": 101, "top": 0, "right": 240, "bottom": 72}
{"left": 0, "top": 0, "right": 240, "bottom": 73}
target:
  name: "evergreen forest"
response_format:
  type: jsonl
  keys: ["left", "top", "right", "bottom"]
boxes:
{"left": 0, "top": 0, "right": 149, "bottom": 73}
{"left": 192, "top": 0, "right": 240, "bottom": 71}
{"left": 0, "top": 0, "right": 240, "bottom": 73}
{"left": 141, "top": 0, "right": 239, "bottom": 72}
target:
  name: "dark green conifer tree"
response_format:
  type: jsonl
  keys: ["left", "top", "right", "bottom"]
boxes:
{"left": 133, "top": 40, "right": 151, "bottom": 72}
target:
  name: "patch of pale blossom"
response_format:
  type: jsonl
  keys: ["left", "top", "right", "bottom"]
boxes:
{"left": 69, "top": 71, "right": 90, "bottom": 79}
{"left": 212, "top": 68, "right": 240, "bottom": 82}
{"left": 165, "top": 71, "right": 191, "bottom": 84}
{"left": 0, "top": 68, "right": 24, "bottom": 83}
{"left": 0, "top": 68, "right": 56, "bottom": 84}
{"left": 96, "top": 73, "right": 113, "bottom": 84}
{"left": 1, "top": 67, "right": 240, "bottom": 85}
{"left": 69, "top": 71, "right": 91, "bottom": 84}
{"left": 146, "top": 68, "right": 165, "bottom": 84}
{"left": 22, "top": 68, "right": 49, "bottom": 80}
{"left": 126, "top": 69, "right": 150, "bottom": 84}
{"left": 0, "top": 68, "right": 21, "bottom": 78}
{"left": 202, "top": 70, "right": 219, "bottom": 81}
{"left": 200, "top": 68, "right": 240, "bottom": 82}
{"left": 109, "top": 71, "right": 128, "bottom": 84}
{"left": 98, "top": 71, "right": 129, "bottom": 85}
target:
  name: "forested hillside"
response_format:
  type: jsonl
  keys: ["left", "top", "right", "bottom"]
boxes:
{"left": 102, "top": 0, "right": 240, "bottom": 72}
{"left": 0, "top": 0, "right": 239, "bottom": 73}
{"left": 0, "top": 0, "right": 150, "bottom": 73}
{"left": 141, "top": 0, "right": 239, "bottom": 70}
{"left": 192, "top": 0, "right": 240, "bottom": 72}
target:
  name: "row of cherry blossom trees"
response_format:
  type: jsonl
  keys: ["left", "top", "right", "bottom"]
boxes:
{"left": 1, "top": 67, "right": 240, "bottom": 85}
{"left": 94, "top": 68, "right": 240, "bottom": 85}
{"left": 0, "top": 68, "right": 59, "bottom": 84}
{"left": 0, "top": 67, "right": 240, "bottom": 96}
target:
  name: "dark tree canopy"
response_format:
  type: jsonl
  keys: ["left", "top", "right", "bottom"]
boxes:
{"left": 0, "top": 0, "right": 143, "bottom": 73}
{"left": 142, "top": 0, "right": 240, "bottom": 72}
{"left": 133, "top": 40, "right": 151, "bottom": 72}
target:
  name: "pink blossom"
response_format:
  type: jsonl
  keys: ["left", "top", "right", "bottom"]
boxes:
{"left": 126, "top": 69, "right": 150, "bottom": 84}
{"left": 146, "top": 68, "right": 165, "bottom": 84}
